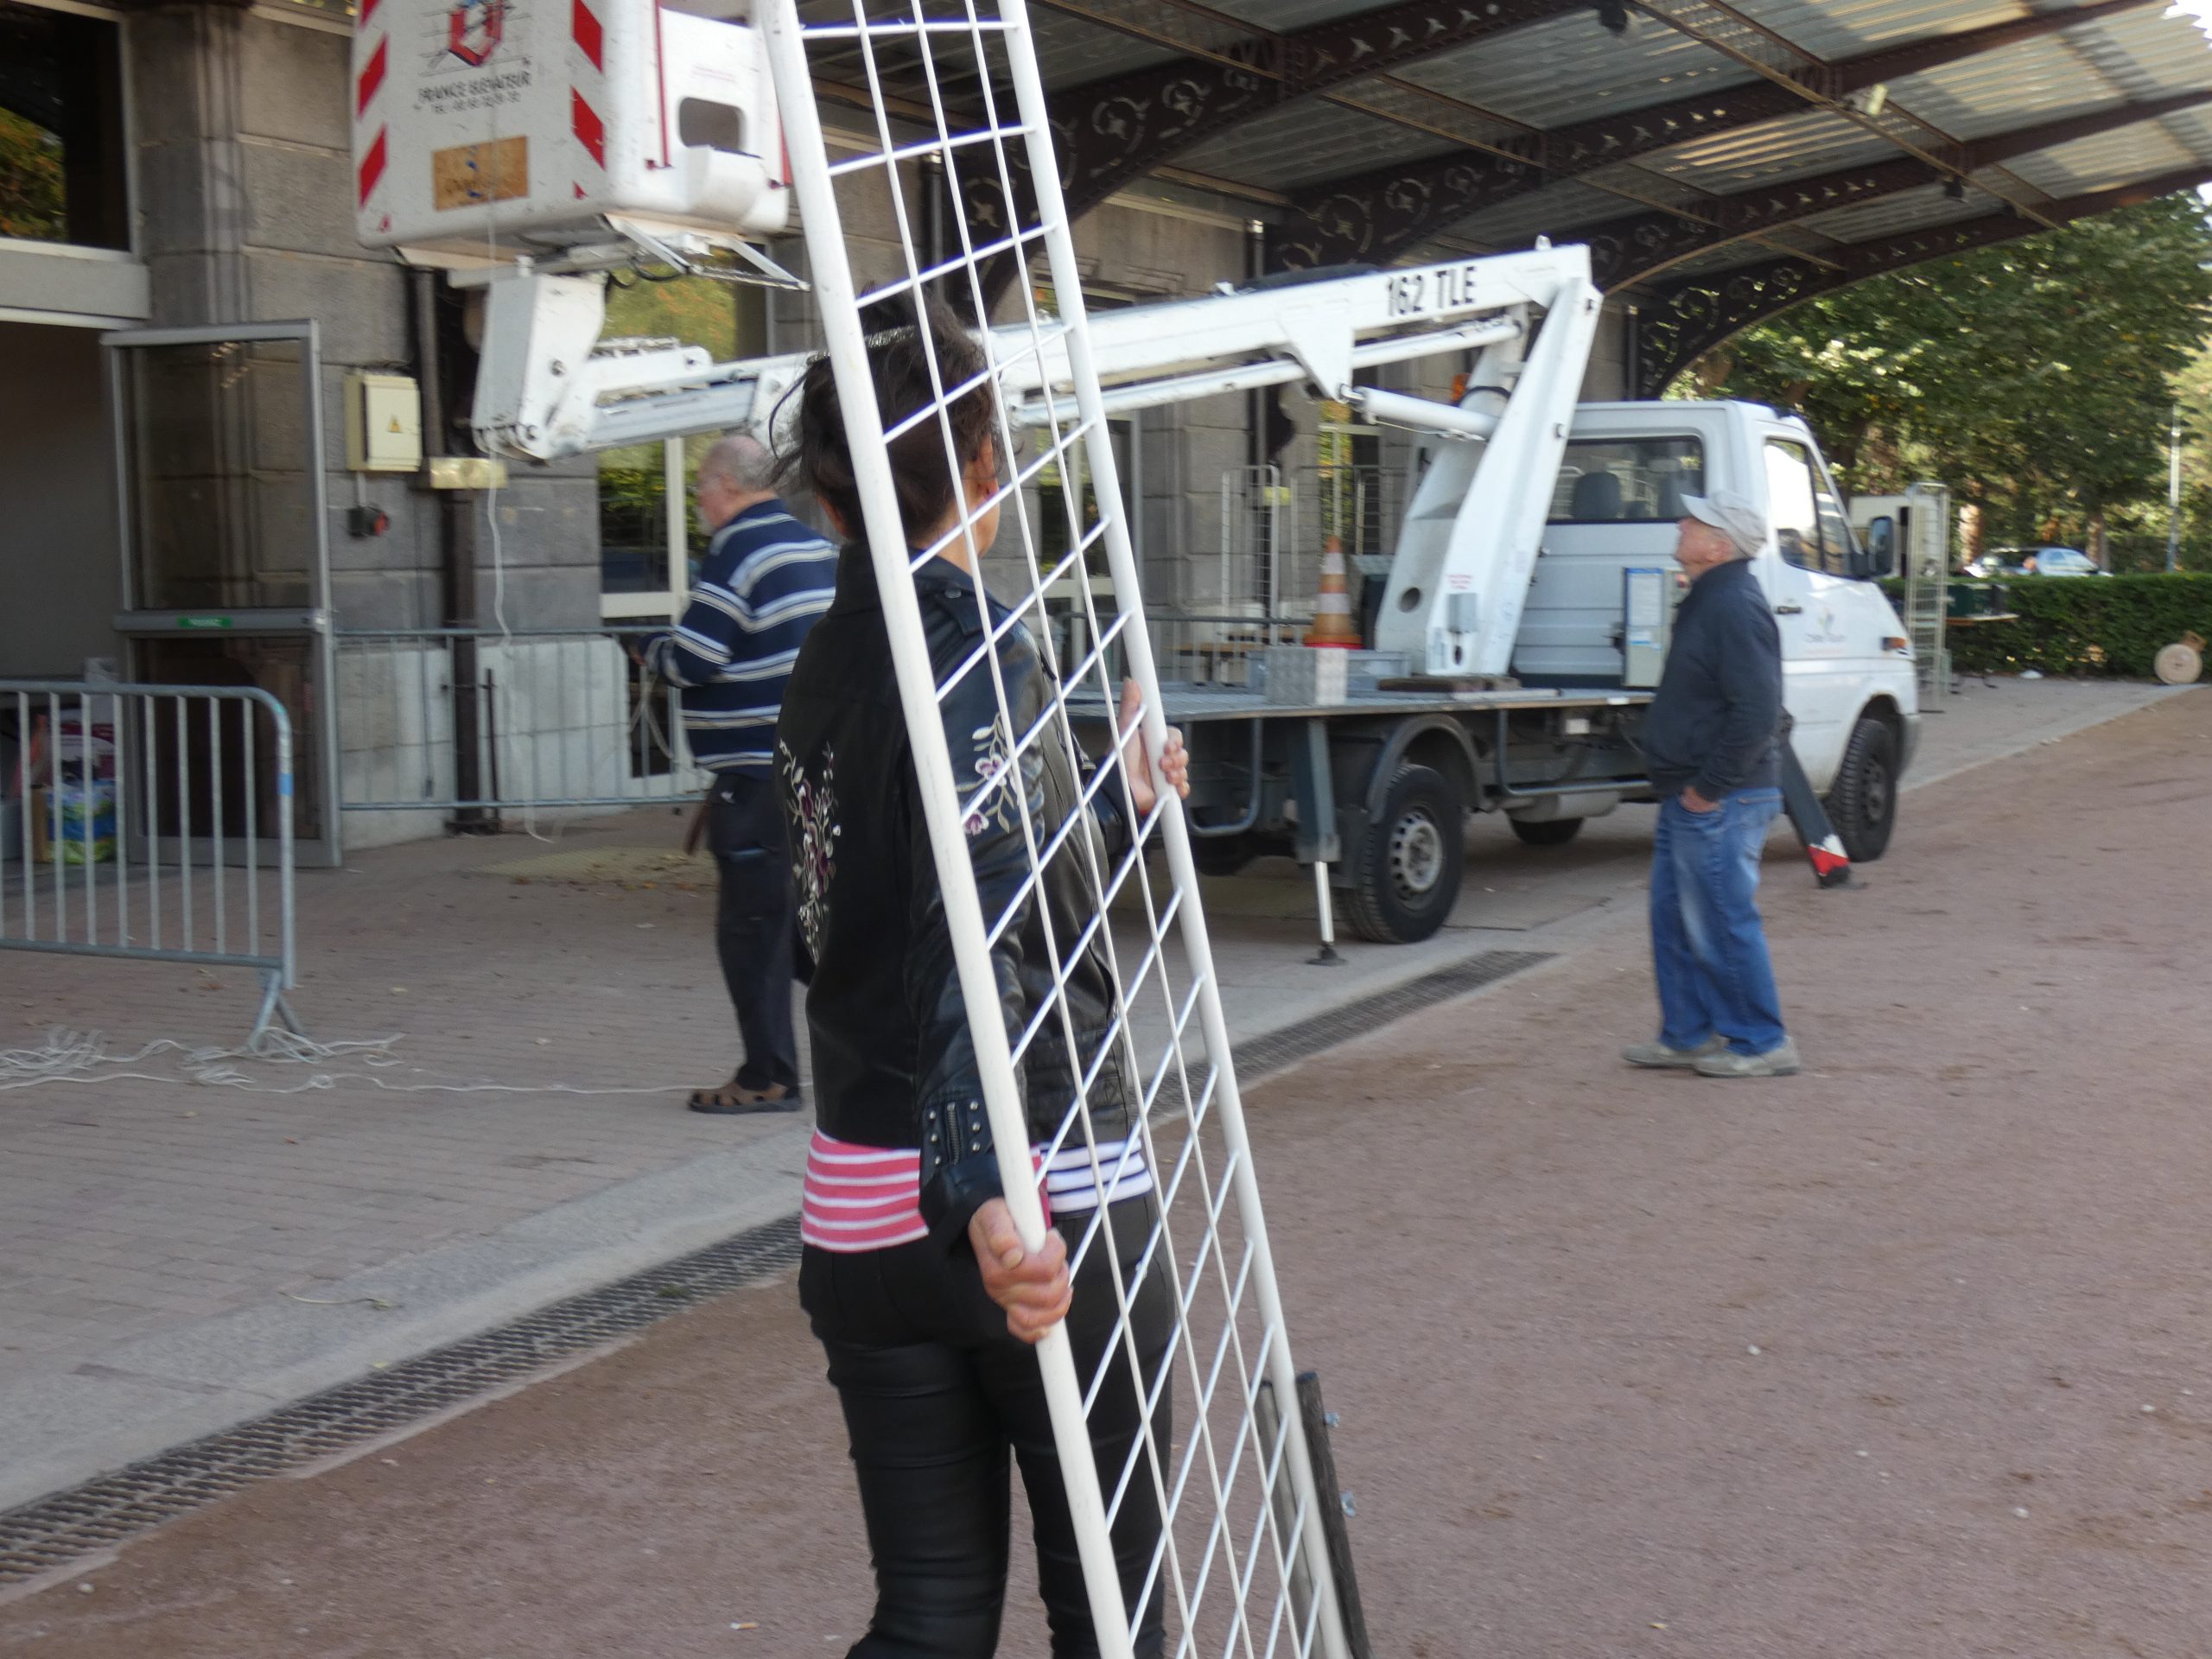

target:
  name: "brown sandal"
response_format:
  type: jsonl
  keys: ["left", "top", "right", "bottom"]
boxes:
{"left": 686, "top": 1076, "right": 804, "bottom": 1116}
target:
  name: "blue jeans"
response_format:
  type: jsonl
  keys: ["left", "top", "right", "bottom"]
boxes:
{"left": 1649, "top": 788, "right": 1788, "bottom": 1056}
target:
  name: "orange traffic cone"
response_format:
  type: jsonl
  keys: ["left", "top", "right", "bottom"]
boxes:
{"left": 1303, "top": 536, "right": 1361, "bottom": 649}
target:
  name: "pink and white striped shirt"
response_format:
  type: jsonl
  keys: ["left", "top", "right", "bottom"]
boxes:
{"left": 801, "top": 1127, "right": 1154, "bottom": 1254}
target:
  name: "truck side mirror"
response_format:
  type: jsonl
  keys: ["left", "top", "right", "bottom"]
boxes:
{"left": 1864, "top": 516, "right": 1897, "bottom": 578}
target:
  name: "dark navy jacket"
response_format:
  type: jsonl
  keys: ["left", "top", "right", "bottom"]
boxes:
{"left": 642, "top": 498, "right": 836, "bottom": 777}
{"left": 1641, "top": 556, "right": 1783, "bottom": 800}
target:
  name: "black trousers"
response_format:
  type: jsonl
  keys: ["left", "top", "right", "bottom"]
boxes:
{"left": 709, "top": 772, "right": 799, "bottom": 1091}
{"left": 800, "top": 1198, "right": 1174, "bottom": 1658}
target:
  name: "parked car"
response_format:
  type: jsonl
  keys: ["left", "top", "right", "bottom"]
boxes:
{"left": 2025, "top": 546, "right": 2106, "bottom": 576}
{"left": 1968, "top": 544, "right": 2106, "bottom": 577}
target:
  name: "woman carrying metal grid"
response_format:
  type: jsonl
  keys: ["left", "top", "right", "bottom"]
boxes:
{"left": 757, "top": 6, "right": 1360, "bottom": 1656}
{"left": 775, "top": 303, "right": 1192, "bottom": 1657}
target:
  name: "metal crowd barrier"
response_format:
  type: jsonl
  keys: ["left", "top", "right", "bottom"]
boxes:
{"left": 334, "top": 618, "right": 1304, "bottom": 830}
{"left": 334, "top": 627, "right": 714, "bottom": 816}
{"left": 1, "top": 679, "right": 300, "bottom": 1046}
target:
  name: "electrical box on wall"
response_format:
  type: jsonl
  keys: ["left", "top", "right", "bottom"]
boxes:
{"left": 345, "top": 373, "right": 423, "bottom": 473}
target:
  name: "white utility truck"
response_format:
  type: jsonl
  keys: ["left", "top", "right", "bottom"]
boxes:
{"left": 352, "top": 0, "right": 1918, "bottom": 944}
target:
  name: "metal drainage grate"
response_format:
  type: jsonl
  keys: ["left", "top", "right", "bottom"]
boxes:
{"left": 1232, "top": 949, "right": 1553, "bottom": 1080}
{"left": 0, "top": 948, "right": 1548, "bottom": 1586}
{"left": 0, "top": 1216, "right": 801, "bottom": 1587}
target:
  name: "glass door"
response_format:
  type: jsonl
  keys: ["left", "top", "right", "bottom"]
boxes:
{"left": 103, "top": 321, "right": 340, "bottom": 863}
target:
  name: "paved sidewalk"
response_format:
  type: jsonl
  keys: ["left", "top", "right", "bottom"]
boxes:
{"left": 5, "top": 683, "right": 2209, "bottom": 1657}
{"left": 0, "top": 677, "right": 2185, "bottom": 1513}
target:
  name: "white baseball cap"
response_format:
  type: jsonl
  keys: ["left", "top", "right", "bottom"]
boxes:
{"left": 1680, "top": 488, "right": 1767, "bottom": 556}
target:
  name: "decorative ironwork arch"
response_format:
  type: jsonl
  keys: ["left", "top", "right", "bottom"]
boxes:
{"left": 1587, "top": 89, "right": 2212, "bottom": 292}
{"left": 1267, "top": 0, "right": 2167, "bottom": 273}
{"left": 1056, "top": 0, "right": 1585, "bottom": 221}
{"left": 966, "top": 0, "right": 1584, "bottom": 304}
{"left": 1630, "top": 166, "right": 2212, "bottom": 397}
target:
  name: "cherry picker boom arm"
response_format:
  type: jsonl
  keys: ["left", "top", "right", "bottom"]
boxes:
{"left": 469, "top": 243, "right": 1599, "bottom": 679}
{"left": 467, "top": 245, "right": 1595, "bottom": 461}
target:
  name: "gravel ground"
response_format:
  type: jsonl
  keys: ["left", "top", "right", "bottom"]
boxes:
{"left": 4, "top": 690, "right": 2209, "bottom": 1658}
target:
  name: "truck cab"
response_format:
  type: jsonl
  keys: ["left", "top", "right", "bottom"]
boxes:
{"left": 1520, "top": 398, "right": 1919, "bottom": 853}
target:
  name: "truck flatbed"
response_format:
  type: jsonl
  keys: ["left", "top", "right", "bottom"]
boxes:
{"left": 1071, "top": 683, "right": 1654, "bottom": 724}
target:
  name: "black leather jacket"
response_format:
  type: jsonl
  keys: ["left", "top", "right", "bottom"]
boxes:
{"left": 776, "top": 541, "right": 1139, "bottom": 1248}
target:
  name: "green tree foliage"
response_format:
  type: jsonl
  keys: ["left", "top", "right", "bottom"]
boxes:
{"left": 604, "top": 272, "right": 740, "bottom": 361}
{"left": 1675, "top": 195, "right": 2212, "bottom": 551}
{"left": 0, "top": 108, "right": 67, "bottom": 243}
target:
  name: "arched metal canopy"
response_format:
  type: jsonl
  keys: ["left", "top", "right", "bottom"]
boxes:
{"left": 807, "top": 0, "right": 2212, "bottom": 392}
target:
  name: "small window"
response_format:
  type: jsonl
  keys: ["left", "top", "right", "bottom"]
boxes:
{"left": 0, "top": 3, "right": 129, "bottom": 251}
{"left": 1815, "top": 486, "right": 1853, "bottom": 575}
{"left": 677, "top": 99, "right": 747, "bottom": 155}
{"left": 1761, "top": 441, "right": 1829, "bottom": 574}
{"left": 1765, "top": 438, "right": 1866, "bottom": 576}
{"left": 1548, "top": 436, "right": 1703, "bottom": 524}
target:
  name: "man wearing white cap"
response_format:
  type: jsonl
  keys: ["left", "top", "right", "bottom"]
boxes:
{"left": 1623, "top": 487, "right": 1798, "bottom": 1078}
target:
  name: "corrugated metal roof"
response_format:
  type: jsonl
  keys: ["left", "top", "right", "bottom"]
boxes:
{"left": 1173, "top": 5, "right": 1753, "bottom": 188}
{"left": 2004, "top": 112, "right": 2207, "bottom": 192}
{"left": 1015, "top": 0, "right": 2212, "bottom": 287}
{"left": 1173, "top": 99, "right": 1460, "bottom": 190}
{"left": 1721, "top": 0, "right": 2045, "bottom": 62}
{"left": 1449, "top": 181, "right": 1643, "bottom": 247}
{"left": 1643, "top": 109, "right": 1897, "bottom": 191}
{"left": 1030, "top": 18, "right": 1180, "bottom": 86}
{"left": 1385, "top": 10, "right": 1743, "bottom": 131}
{"left": 1201, "top": 0, "right": 1374, "bottom": 29}
{"left": 1792, "top": 177, "right": 1991, "bottom": 239}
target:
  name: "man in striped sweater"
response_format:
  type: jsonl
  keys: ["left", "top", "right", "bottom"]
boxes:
{"left": 643, "top": 435, "right": 837, "bottom": 1114}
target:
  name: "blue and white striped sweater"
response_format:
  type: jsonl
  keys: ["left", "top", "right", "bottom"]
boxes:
{"left": 642, "top": 500, "right": 837, "bottom": 776}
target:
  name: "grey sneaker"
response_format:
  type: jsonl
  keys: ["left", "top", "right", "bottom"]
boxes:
{"left": 1694, "top": 1039, "right": 1801, "bottom": 1078}
{"left": 1622, "top": 1035, "right": 1727, "bottom": 1069}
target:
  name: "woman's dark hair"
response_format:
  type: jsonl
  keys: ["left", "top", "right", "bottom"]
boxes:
{"left": 779, "top": 296, "right": 998, "bottom": 546}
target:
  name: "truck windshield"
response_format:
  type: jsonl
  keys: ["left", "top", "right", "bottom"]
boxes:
{"left": 1549, "top": 437, "right": 1703, "bottom": 524}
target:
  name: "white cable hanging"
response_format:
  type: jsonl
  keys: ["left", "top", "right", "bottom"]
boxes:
{"left": 0, "top": 1027, "right": 710, "bottom": 1100}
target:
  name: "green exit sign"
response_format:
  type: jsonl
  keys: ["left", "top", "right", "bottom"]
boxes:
{"left": 176, "top": 615, "right": 234, "bottom": 631}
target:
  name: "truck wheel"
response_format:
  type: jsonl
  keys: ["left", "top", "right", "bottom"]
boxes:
{"left": 1826, "top": 715, "right": 1898, "bottom": 862}
{"left": 1344, "top": 764, "right": 1464, "bottom": 944}
{"left": 1509, "top": 817, "right": 1583, "bottom": 847}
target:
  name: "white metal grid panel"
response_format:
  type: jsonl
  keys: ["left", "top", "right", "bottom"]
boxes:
{"left": 756, "top": 6, "right": 1353, "bottom": 1656}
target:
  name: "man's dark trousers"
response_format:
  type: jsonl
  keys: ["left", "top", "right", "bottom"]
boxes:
{"left": 710, "top": 772, "right": 799, "bottom": 1093}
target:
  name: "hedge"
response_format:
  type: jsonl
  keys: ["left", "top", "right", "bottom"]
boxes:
{"left": 1884, "top": 574, "right": 2212, "bottom": 678}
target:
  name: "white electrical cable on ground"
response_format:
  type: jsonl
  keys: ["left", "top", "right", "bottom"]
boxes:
{"left": 0, "top": 1027, "right": 707, "bottom": 1099}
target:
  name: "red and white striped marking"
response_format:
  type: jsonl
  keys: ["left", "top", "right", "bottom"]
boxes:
{"left": 353, "top": 0, "right": 386, "bottom": 217}
{"left": 572, "top": 0, "right": 607, "bottom": 191}
{"left": 1808, "top": 832, "right": 1852, "bottom": 883}
{"left": 799, "top": 1128, "right": 1151, "bottom": 1255}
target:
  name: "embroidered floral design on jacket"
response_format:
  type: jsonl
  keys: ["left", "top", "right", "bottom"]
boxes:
{"left": 963, "top": 717, "right": 1022, "bottom": 838}
{"left": 779, "top": 740, "right": 841, "bottom": 961}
